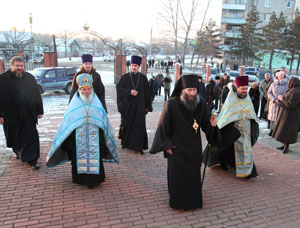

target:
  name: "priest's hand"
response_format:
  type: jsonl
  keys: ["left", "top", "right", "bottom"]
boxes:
{"left": 278, "top": 95, "right": 283, "bottom": 101}
{"left": 166, "top": 149, "right": 173, "bottom": 155}
{"left": 131, "top": 90, "right": 138, "bottom": 96}
{"left": 0, "top": 117, "right": 3, "bottom": 124}
{"left": 38, "top": 115, "right": 43, "bottom": 119}
{"left": 210, "top": 114, "right": 217, "bottom": 127}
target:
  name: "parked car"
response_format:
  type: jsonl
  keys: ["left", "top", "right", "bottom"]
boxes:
{"left": 228, "top": 71, "right": 240, "bottom": 81}
{"left": 228, "top": 70, "right": 257, "bottom": 83}
{"left": 245, "top": 66, "right": 259, "bottom": 76}
{"left": 32, "top": 67, "right": 78, "bottom": 94}
{"left": 103, "top": 56, "right": 114, "bottom": 62}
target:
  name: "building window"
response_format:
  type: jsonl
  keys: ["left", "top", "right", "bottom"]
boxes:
{"left": 286, "top": 1, "right": 292, "bottom": 8}
{"left": 264, "top": 0, "right": 271, "bottom": 7}
{"left": 263, "top": 13, "right": 271, "bottom": 21}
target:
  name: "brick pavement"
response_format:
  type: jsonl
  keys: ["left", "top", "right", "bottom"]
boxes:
{"left": 0, "top": 83, "right": 300, "bottom": 228}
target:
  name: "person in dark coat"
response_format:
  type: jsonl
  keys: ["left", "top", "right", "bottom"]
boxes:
{"left": 116, "top": 56, "right": 153, "bottom": 154}
{"left": 206, "top": 77, "right": 216, "bottom": 111}
{"left": 150, "top": 74, "right": 220, "bottom": 210}
{"left": 161, "top": 73, "right": 172, "bottom": 101}
{"left": 149, "top": 74, "right": 159, "bottom": 102}
{"left": 156, "top": 72, "right": 164, "bottom": 96}
{"left": 249, "top": 82, "right": 260, "bottom": 116}
{"left": 272, "top": 77, "right": 300, "bottom": 154}
{"left": 0, "top": 56, "right": 44, "bottom": 169}
{"left": 197, "top": 75, "right": 206, "bottom": 100}
{"left": 214, "top": 76, "right": 222, "bottom": 110}
{"left": 69, "top": 54, "right": 107, "bottom": 112}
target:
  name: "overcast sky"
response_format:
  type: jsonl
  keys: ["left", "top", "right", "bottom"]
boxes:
{"left": 1, "top": 0, "right": 221, "bottom": 43}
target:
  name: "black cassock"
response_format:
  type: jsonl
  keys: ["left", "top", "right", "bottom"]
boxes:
{"left": 116, "top": 72, "right": 152, "bottom": 151}
{"left": 150, "top": 97, "right": 219, "bottom": 210}
{"left": 0, "top": 70, "right": 43, "bottom": 163}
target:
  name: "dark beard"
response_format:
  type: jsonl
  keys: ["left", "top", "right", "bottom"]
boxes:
{"left": 237, "top": 93, "right": 247, "bottom": 99}
{"left": 180, "top": 93, "right": 200, "bottom": 112}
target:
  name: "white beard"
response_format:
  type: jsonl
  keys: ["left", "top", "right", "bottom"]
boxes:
{"left": 79, "top": 90, "right": 93, "bottom": 103}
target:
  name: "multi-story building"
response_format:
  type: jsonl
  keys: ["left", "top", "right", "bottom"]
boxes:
{"left": 220, "top": 0, "right": 298, "bottom": 67}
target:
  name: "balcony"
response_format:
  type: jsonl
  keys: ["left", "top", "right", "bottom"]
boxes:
{"left": 222, "top": 4, "right": 246, "bottom": 10}
{"left": 224, "top": 31, "right": 242, "bottom": 38}
{"left": 221, "top": 17, "right": 246, "bottom": 24}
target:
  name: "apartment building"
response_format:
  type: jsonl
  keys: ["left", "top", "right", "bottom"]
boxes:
{"left": 220, "top": 0, "right": 298, "bottom": 66}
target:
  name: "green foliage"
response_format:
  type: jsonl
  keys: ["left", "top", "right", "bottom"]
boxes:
{"left": 229, "top": 6, "right": 262, "bottom": 65}
{"left": 260, "top": 12, "right": 287, "bottom": 69}
{"left": 195, "top": 19, "right": 222, "bottom": 60}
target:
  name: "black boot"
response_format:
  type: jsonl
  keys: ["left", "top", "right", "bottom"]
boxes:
{"left": 282, "top": 144, "right": 289, "bottom": 154}
{"left": 268, "top": 130, "right": 273, "bottom": 136}
{"left": 276, "top": 145, "right": 284, "bottom": 150}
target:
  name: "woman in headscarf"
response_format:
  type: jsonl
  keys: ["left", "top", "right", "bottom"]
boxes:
{"left": 267, "top": 71, "right": 289, "bottom": 136}
{"left": 272, "top": 77, "right": 300, "bottom": 154}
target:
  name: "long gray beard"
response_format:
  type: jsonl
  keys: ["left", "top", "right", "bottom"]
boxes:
{"left": 79, "top": 90, "right": 93, "bottom": 103}
{"left": 180, "top": 93, "right": 200, "bottom": 112}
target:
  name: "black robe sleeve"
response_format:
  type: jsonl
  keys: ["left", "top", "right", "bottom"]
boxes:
{"left": 150, "top": 101, "right": 174, "bottom": 154}
{"left": 116, "top": 76, "right": 131, "bottom": 115}
{"left": 198, "top": 99, "right": 221, "bottom": 146}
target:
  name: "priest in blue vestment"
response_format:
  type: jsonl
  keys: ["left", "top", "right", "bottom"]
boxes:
{"left": 46, "top": 73, "right": 119, "bottom": 188}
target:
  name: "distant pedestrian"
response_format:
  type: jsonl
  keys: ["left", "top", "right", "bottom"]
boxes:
{"left": 206, "top": 77, "right": 216, "bottom": 111}
{"left": 267, "top": 71, "right": 289, "bottom": 136}
{"left": 162, "top": 73, "right": 172, "bottom": 101}
{"left": 272, "top": 77, "right": 300, "bottom": 154}
{"left": 259, "top": 73, "right": 271, "bottom": 119}
{"left": 156, "top": 72, "right": 164, "bottom": 96}
{"left": 0, "top": 56, "right": 44, "bottom": 170}
{"left": 213, "top": 76, "right": 222, "bottom": 110}
{"left": 149, "top": 74, "right": 159, "bottom": 102}
{"left": 197, "top": 75, "right": 206, "bottom": 100}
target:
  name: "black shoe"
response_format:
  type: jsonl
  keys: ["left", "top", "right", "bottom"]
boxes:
{"left": 31, "top": 164, "right": 40, "bottom": 170}
{"left": 139, "top": 150, "right": 145, "bottom": 155}
{"left": 268, "top": 130, "right": 273, "bottom": 136}
{"left": 220, "top": 163, "right": 228, "bottom": 171}
{"left": 276, "top": 145, "right": 284, "bottom": 150}
{"left": 282, "top": 147, "right": 289, "bottom": 154}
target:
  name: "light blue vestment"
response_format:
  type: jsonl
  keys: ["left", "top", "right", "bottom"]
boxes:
{"left": 46, "top": 93, "right": 119, "bottom": 174}
{"left": 217, "top": 88, "right": 257, "bottom": 177}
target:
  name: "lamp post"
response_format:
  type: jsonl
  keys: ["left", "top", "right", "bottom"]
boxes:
{"left": 29, "top": 12, "right": 33, "bottom": 60}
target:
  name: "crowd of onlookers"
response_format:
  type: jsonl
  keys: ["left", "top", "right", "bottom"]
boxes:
{"left": 148, "top": 67, "right": 300, "bottom": 155}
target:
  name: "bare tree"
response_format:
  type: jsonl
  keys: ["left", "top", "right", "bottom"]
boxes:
{"left": 179, "top": 0, "right": 199, "bottom": 67}
{"left": 159, "top": 0, "right": 180, "bottom": 55}
{"left": 190, "top": 0, "right": 213, "bottom": 67}
{"left": 59, "top": 30, "right": 72, "bottom": 57}
{"left": 2, "top": 30, "right": 29, "bottom": 51}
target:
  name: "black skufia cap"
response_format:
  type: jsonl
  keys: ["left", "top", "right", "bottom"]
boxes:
{"left": 171, "top": 74, "right": 198, "bottom": 97}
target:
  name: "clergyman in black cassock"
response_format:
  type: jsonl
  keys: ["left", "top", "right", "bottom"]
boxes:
{"left": 116, "top": 56, "right": 152, "bottom": 154}
{"left": 0, "top": 56, "right": 44, "bottom": 170}
{"left": 150, "top": 74, "right": 220, "bottom": 210}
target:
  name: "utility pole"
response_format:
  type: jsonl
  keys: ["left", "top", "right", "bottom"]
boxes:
{"left": 149, "top": 28, "right": 152, "bottom": 59}
{"left": 29, "top": 12, "right": 33, "bottom": 59}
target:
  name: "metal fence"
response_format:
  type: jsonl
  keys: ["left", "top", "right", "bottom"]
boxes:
{"left": 4, "top": 60, "right": 44, "bottom": 72}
